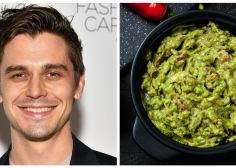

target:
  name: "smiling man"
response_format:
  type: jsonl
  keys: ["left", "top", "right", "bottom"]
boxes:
{"left": 0, "top": 5, "right": 116, "bottom": 165}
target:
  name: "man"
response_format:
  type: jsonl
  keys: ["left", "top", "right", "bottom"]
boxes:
{"left": 0, "top": 5, "right": 116, "bottom": 165}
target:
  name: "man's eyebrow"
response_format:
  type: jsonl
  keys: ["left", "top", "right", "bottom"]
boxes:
{"left": 4, "top": 64, "right": 68, "bottom": 75}
{"left": 5, "top": 65, "right": 27, "bottom": 74}
{"left": 42, "top": 64, "right": 68, "bottom": 72}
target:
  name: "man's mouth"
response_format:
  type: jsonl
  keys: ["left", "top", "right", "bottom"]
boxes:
{"left": 24, "top": 107, "right": 54, "bottom": 113}
{"left": 18, "top": 106, "right": 57, "bottom": 119}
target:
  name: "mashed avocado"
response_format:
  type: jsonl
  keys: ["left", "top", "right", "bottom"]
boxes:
{"left": 141, "top": 21, "right": 236, "bottom": 147}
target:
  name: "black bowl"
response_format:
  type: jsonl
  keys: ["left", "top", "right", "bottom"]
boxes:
{"left": 131, "top": 10, "right": 236, "bottom": 155}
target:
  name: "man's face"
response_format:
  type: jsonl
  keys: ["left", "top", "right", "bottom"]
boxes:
{"left": 0, "top": 33, "right": 84, "bottom": 141}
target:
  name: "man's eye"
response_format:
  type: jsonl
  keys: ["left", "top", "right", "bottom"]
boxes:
{"left": 10, "top": 73, "right": 27, "bottom": 81}
{"left": 46, "top": 72, "right": 61, "bottom": 79}
{"left": 13, "top": 73, "right": 25, "bottom": 78}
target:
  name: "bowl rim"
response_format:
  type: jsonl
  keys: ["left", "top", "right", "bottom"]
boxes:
{"left": 131, "top": 10, "right": 236, "bottom": 155}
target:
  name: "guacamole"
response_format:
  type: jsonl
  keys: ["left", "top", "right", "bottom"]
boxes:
{"left": 141, "top": 21, "right": 236, "bottom": 147}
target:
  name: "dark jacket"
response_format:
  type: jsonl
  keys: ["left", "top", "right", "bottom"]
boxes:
{"left": 0, "top": 134, "right": 116, "bottom": 165}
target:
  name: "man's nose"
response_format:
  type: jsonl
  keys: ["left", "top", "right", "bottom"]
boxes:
{"left": 26, "top": 76, "right": 47, "bottom": 99}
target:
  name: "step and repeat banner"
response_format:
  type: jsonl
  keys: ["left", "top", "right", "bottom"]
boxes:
{"left": 0, "top": 3, "right": 117, "bottom": 157}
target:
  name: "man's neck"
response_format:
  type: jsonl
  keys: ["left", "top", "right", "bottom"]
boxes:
{"left": 9, "top": 122, "right": 73, "bottom": 165}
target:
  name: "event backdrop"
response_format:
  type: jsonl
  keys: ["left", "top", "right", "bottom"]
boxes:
{"left": 0, "top": 3, "right": 117, "bottom": 157}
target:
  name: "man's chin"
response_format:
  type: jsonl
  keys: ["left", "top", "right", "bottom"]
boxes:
{"left": 20, "top": 128, "right": 57, "bottom": 142}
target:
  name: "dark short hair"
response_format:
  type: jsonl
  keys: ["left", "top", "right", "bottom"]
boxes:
{"left": 0, "top": 5, "right": 85, "bottom": 84}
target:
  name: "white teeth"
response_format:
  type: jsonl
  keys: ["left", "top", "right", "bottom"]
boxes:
{"left": 25, "top": 107, "right": 52, "bottom": 113}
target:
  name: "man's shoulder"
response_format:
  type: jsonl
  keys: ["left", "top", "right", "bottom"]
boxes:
{"left": 0, "top": 153, "right": 7, "bottom": 165}
{"left": 71, "top": 134, "right": 116, "bottom": 165}
{"left": 93, "top": 150, "right": 116, "bottom": 165}
{"left": 0, "top": 146, "right": 10, "bottom": 165}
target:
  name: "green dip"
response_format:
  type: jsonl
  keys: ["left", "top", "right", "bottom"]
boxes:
{"left": 141, "top": 21, "right": 236, "bottom": 147}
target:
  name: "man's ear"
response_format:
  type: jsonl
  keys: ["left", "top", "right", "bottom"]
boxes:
{"left": 74, "top": 74, "right": 85, "bottom": 100}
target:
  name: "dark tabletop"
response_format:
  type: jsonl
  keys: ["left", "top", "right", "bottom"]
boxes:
{"left": 120, "top": 3, "right": 236, "bottom": 165}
